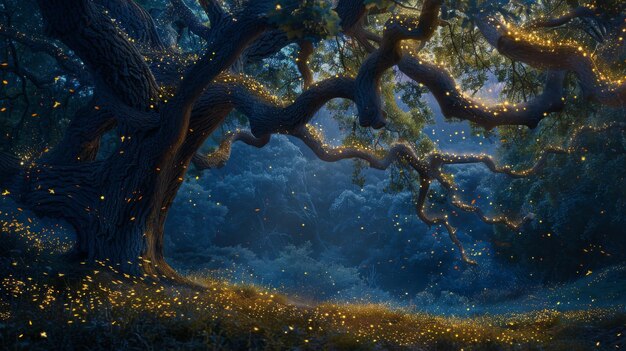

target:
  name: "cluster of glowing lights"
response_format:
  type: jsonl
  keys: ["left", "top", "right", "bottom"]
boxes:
{"left": 1, "top": 216, "right": 624, "bottom": 348}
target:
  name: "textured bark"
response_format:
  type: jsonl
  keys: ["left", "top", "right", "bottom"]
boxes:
{"left": 0, "top": 24, "right": 86, "bottom": 80}
{"left": 397, "top": 59, "right": 566, "bottom": 129}
{"left": 41, "top": 101, "right": 116, "bottom": 164}
{"left": 11, "top": 0, "right": 267, "bottom": 278}
{"left": 296, "top": 41, "right": 314, "bottom": 88}
{"left": 355, "top": 0, "right": 443, "bottom": 128}
{"left": 198, "top": 0, "right": 227, "bottom": 25}
{"left": 476, "top": 16, "right": 626, "bottom": 107}
{"left": 95, "top": 0, "right": 166, "bottom": 49}
{"left": 0, "top": 152, "right": 20, "bottom": 182}
{"left": 22, "top": 153, "right": 178, "bottom": 277}
{"left": 335, "top": 0, "right": 367, "bottom": 33}
{"left": 169, "top": 0, "right": 212, "bottom": 39}
{"left": 37, "top": 0, "right": 160, "bottom": 109}
{"left": 243, "top": 30, "right": 291, "bottom": 63}
{"left": 526, "top": 6, "right": 597, "bottom": 29}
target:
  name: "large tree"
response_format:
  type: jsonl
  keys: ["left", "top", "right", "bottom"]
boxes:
{"left": 0, "top": 0, "right": 624, "bottom": 278}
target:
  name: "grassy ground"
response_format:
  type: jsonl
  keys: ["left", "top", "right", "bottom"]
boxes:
{"left": 1, "top": 205, "right": 625, "bottom": 350}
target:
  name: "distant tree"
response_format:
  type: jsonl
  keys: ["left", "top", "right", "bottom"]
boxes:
{"left": 491, "top": 106, "right": 626, "bottom": 280}
{"left": 0, "top": 0, "right": 624, "bottom": 278}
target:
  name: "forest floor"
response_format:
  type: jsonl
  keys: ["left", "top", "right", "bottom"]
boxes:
{"left": 1, "top": 199, "right": 625, "bottom": 350}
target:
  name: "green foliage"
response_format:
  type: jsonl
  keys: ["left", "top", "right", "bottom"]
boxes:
{"left": 492, "top": 105, "right": 626, "bottom": 281}
{"left": 0, "top": 0, "right": 88, "bottom": 156}
{"left": 267, "top": 0, "right": 341, "bottom": 41}
{"left": 443, "top": 0, "right": 538, "bottom": 22}
{"left": 364, "top": 0, "right": 394, "bottom": 11}
{"left": 351, "top": 159, "right": 367, "bottom": 188}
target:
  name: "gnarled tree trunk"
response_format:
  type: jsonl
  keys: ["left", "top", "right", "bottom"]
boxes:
{"left": 6, "top": 0, "right": 265, "bottom": 278}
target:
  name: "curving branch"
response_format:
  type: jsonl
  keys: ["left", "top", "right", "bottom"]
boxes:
{"left": 292, "top": 125, "right": 428, "bottom": 172}
{"left": 314, "top": 3, "right": 577, "bottom": 133}
{"left": 185, "top": 71, "right": 355, "bottom": 172}
{"left": 155, "top": 3, "right": 268, "bottom": 153}
{"left": 198, "top": 0, "right": 227, "bottom": 26}
{"left": 169, "top": 0, "right": 212, "bottom": 40}
{"left": 0, "top": 151, "right": 21, "bottom": 179}
{"left": 430, "top": 122, "right": 626, "bottom": 179}
{"left": 36, "top": 0, "right": 160, "bottom": 110}
{"left": 1, "top": 63, "right": 59, "bottom": 88}
{"left": 186, "top": 74, "right": 356, "bottom": 138}
{"left": 526, "top": 6, "right": 597, "bottom": 29}
{"left": 191, "top": 102, "right": 625, "bottom": 264}
{"left": 296, "top": 40, "right": 314, "bottom": 89}
{"left": 398, "top": 58, "right": 567, "bottom": 129}
{"left": 346, "top": 13, "right": 570, "bottom": 131}
{"left": 95, "top": 0, "right": 166, "bottom": 50}
{"left": 354, "top": 0, "right": 443, "bottom": 128}
{"left": 156, "top": 0, "right": 625, "bottom": 265}
{"left": 41, "top": 101, "right": 117, "bottom": 164}
{"left": 427, "top": 122, "right": 626, "bottom": 244}
{"left": 414, "top": 178, "right": 476, "bottom": 264}
{"left": 192, "top": 131, "right": 270, "bottom": 169}
{"left": 0, "top": 24, "right": 86, "bottom": 79}
{"left": 194, "top": 123, "right": 476, "bottom": 263}
{"left": 476, "top": 16, "right": 626, "bottom": 107}
{"left": 431, "top": 169, "right": 531, "bottom": 234}
{"left": 345, "top": 6, "right": 621, "bottom": 130}
{"left": 243, "top": 30, "right": 292, "bottom": 63}
{"left": 301, "top": 121, "right": 625, "bottom": 263}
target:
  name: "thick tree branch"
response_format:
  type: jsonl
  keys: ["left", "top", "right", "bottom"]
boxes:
{"left": 0, "top": 24, "right": 85, "bottom": 79}
{"left": 192, "top": 131, "right": 270, "bottom": 169}
{"left": 476, "top": 16, "right": 626, "bottom": 107}
{"left": 169, "top": 0, "right": 212, "bottom": 40}
{"left": 41, "top": 102, "right": 116, "bottom": 165}
{"left": 241, "top": 76, "right": 355, "bottom": 136}
{"left": 95, "top": 0, "right": 166, "bottom": 50}
{"left": 186, "top": 72, "right": 354, "bottom": 171}
{"left": 163, "top": 69, "right": 354, "bottom": 152}
{"left": 398, "top": 58, "right": 567, "bottom": 129}
{"left": 198, "top": 0, "right": 227, "bottom": 25}
{"left": 526, "top": 6, "right": 597, "bottom": 29}
{"left": 243, "top": 30, "right": 292, "bottom": 63}
{"left": 156, "top": 9, "right": 267, "bottom": 154}
{"left": 334, "top": 6, "right": 570, "bottom": 131}
{"left": 36, "top": 0, "right": 160, "bottom": 110}
{"left": 354, "top": 0, "right": 443, "bottom": 128}
{"left": 297, "top": 40, "right": 314, "bottom": 89}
